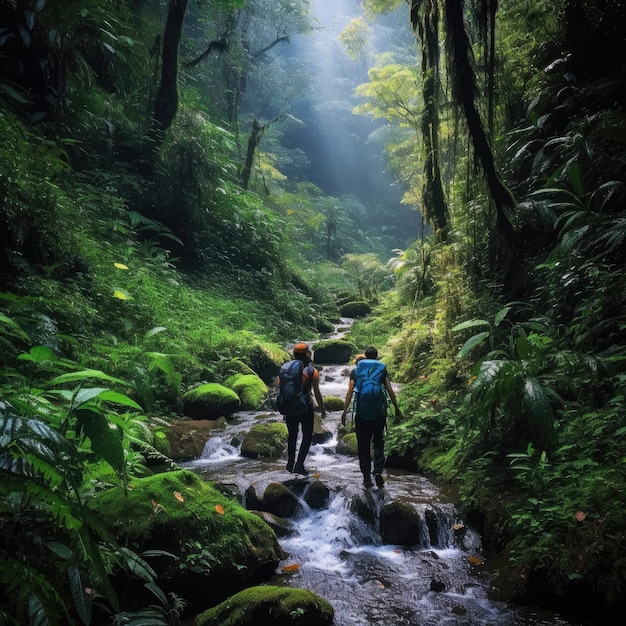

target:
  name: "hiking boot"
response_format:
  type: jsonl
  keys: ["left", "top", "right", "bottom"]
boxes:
{"left": 286, "top": 460, "right": 294, "bottom": 473}
{"left": 374, "top": 473, "right": 385, "bottom": 489}
{"left": 363, "top": 477, "right": 373, "bottom": 488}
{"left": 293, "top": 464, "right": 309, "bottom": 476}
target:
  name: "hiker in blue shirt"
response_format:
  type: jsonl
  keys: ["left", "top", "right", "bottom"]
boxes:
{"left": 341, "top": 346, "right": 401, "bottom": 488}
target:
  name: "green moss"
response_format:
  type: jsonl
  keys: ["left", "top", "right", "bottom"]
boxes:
{"left": 223, "top": 373, "right": 268, "bottom": 410}
{"left": 194, "top": 585, "right": 334, "bottom": 626}
{"left": 323, "top": 395, "right": 345, "bottom": 411}
{"left": 183, "top": 383, "right": 241, "bottom": 419}
{"left": 241, "top": 422, "right": 289, "bottom": 458}
{"left": 88, "top": 470, "right": 283, "bottom": 574}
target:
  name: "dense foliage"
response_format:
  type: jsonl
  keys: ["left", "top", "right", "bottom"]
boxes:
{"left": 1, "top": 0, "right": 625, "bottom": 625}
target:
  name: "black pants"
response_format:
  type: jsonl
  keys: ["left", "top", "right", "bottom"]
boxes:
{"left": 286, "top": 404, "right": 314, "bottom": 467}
{"left": 355, "top": 415, "right": 385, "bottom": 478}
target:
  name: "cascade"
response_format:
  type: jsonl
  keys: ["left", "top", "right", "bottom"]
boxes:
{"left": 183, "top": 319, "right": 576, "bottom": 626}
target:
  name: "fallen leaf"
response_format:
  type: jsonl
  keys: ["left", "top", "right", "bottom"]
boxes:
{"left": 467, "top": 556, "right": 484, "bottom": 565}
{"left": 173, "top": 491, "right": 184, "bottom": 503}
{"left": 574, "top": 511, "right": 586, "bottom": 522}
{"left": 282, "top": 563, "right": 299, "bottom": 572}
{"left": 114, "top": 263, "right": 129, "bottom": 270}
{"left": 313, "top": 473, "right": 321, "bottom": 479}
{"left": 215, "top": 504, "right": 225, "bottom": 515}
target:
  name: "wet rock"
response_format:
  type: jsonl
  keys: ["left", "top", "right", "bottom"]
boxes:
{"left": 244, "top": 483, "right": 264, "bottom": 511}
{"left": 379, "top": 501, "right": 421, "bottom": 545}
{"left": 165, "top": 418, "right": 227, "bottom": 461}
{"left": 312, "top": 413, "right": 333, "bottom": 444}
{"left": 305, "top": 479, "right": 331, "bottom": 510}
{"left": 240, "top": 422, "right": 288, "bottom": 458}
{"left": 263, "top": 481, "right": 301, "bottom": 518}
{"left": 251, "top": 511, "right": 293, "bottom": 537}
{"left": 430, "top": 579, "right": 446, "bottom": 592}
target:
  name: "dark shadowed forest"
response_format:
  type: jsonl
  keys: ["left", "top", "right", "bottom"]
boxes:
{"left": 1, "top": 1, "right": 625, "bottom": 625}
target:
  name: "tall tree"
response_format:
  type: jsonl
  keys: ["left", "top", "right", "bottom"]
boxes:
{"left": 151, "top": 0, "right": 189, "bottom": 144}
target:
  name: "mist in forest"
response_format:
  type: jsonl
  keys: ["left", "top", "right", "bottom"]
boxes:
{"left": 279, "top": 0, "right": 419, "bottom": 243}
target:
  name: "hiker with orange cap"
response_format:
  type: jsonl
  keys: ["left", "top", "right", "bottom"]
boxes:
{"left": 276, "top": 343, "right": 325, "bottom": 476}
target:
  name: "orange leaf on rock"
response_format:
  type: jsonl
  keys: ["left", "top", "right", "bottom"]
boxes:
{"left": 313, "top": 473, "right": 321, "bottom": 479}
{"left": 215, "top": 504, "right": 225, "bottom": 515}
{"left": 282, "top": 563, "right": 299, "bottom": 572}
{"left": 173, "top": 491, "right": 184, "bottom": 503}
{"left": 467, "top": 556, "right": 484, "bottom": 565}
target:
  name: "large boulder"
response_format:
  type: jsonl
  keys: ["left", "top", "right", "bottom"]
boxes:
{"left": 223, "top": 373, "right": 268, "bottom": 410}
{"left": 379, "top": 501, "right": 422, "bottom": 545}
{"left": 165, "top": 418, "right": 227, "bottom": 461}
{"left": 312, "top": 339, "right": 357, "bottom": 364}
{"left": 338, "top": 300, "right": 371, "bottom": 318}
{"left": 240, "top": 422, "right": 288, "bottom": 458}
{"left": 194, "top": 585, "right": 334, "bottom": 626}
{"left": 183, "top": 383, "right": 241, "bottom": 420}
{"left": 88, "top": 470, "right": 286, "bottom": 612}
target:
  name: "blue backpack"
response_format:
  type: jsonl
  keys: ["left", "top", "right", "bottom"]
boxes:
{"left": 276, "top": 359, "right": 313, "bottom": 416}
{"left": 353, "top": 359, "right": 387, "bottom": 420}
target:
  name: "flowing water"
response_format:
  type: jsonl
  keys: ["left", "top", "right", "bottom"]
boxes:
{"left": 183, "top": 320, "right": 578, "bottom": 626}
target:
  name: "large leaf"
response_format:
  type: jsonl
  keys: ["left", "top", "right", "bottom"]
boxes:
{"left": 49, "top": 369, "right": 128, "bottom": 386}
{"left": 458, "top": 331, "right": 490, "bottom": 359}
{"left": 522, "top": 377, "right": 556, "bottom": 447}
{"left": 75, "top": 408, "right": 125, "bottom": 474}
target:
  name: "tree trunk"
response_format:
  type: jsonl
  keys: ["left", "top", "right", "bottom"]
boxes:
{"left": 151, "top": 0, "right": 188, "bottom": 145}
{"left": 444, "top": 0, "right": 518, "bottom": 251}
{"left": 241, "top": 119, "right": 263, "bottom": 189}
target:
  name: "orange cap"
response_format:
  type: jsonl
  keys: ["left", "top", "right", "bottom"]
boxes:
{"left": 293, "top": 343, "right": 309, "bottom": 354}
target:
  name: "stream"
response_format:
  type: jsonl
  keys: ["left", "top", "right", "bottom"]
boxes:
{"left": 183, "top": 319, "right": 579, "bottom": 626}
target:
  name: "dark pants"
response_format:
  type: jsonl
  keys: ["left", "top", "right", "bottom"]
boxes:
{"left": 355, "top": 415, "right": 386, "bottom": 478}
{"left": 286, "top": 404, "right": 314, "bottom": 468}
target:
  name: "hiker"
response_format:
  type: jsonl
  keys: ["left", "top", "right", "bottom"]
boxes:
{"left": 341, "top": 345, "right": 401, "bottom": 488}
{"left": 276, "top": 342, "right": 325, "bottom": 476}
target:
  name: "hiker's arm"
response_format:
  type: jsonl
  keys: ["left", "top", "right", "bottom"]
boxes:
{"left": 341, "top": 379, "right": 355, "bottom": 426}
{"left": 384, "top": 377, "right": 402, "bottom": 418}
{"left": 312, "top": 376, "right": 326, "bottom": 417}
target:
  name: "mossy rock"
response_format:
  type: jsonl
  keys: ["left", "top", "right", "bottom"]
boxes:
{"left": 336, "top": 431, "right": 358, "bottom": 456}
{"left": 217, "top": 358, "right": 258, "bottom": 379}
{"left": 240, "top": 422, "right": 288, "bottom": 458}
{"left": 312, "top": 339, "right": 357, "bottom": 364}
{"left": 244, "top": 342, "right": 290, "bottom": 385}
{"left": 223, "top": 373, "right": 268, "bottom": 410}
{"left": 315, "top": 317, "right": 335, "bottom": 334}
{"left": 89, "top": 470, "right": 286, "bottom": 611}
{"left": 323, "top": 395, "right": 344, "bottom": 411}
{"left": 194, "top": 585, "right": 334, "bottom": 626}
{"left": 183, "top": 383, "right": 241, "bottom": 420}
{"left": 339, "top": 300, "right": 371, "bottom": 318}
